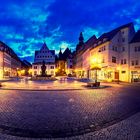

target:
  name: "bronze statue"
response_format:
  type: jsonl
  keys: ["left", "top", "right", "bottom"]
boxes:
{"left": 41, "top": 60, "right": 46, "bottom": 76}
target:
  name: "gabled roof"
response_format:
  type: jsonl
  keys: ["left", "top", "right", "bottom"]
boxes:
{"left": 0, "top": 41, "right": 21, "bottom": 62}
{"left": 40, "top": 42, "right": 49, "bottom": 50}
{"left": 130, "top": 30, "right": 140, "bottom": 43}
{"left": 85, "top": 35, "right": 97, "bottom": 47}
{"left": 35, "top": 43, "right": 55, "bottom": 57}
{"left": 23, "top": 60, "right": 32, "bottom": 67}
{"left": 57, "top": 47, "right": 73, "bottom": 61}
{"left": 95, "top": 22, "right": 133, "bottom": 46}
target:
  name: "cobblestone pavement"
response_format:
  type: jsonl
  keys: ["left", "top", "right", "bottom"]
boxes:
{"left": 0, "top": 81, "right": 140, "bottom": 139}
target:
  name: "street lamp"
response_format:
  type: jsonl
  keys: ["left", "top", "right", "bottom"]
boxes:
{"left": 90, "top": 56, "right": 101, "bottom": 83}
{"left": 16, "top": 68, "right": 19, "bottom": 79}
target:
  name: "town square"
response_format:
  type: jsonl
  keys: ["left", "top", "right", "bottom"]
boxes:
{"left": 0, "top": 0, "right": 140, "bottom": 140}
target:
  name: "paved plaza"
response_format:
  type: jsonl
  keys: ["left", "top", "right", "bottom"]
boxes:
{"left": 0, "top": 80, "right": 140, "bottom": 140}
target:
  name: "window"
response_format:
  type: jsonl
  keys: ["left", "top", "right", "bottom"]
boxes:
{"left": 34, "top": 66, "right": 37, "bottom": 69}
{"left": 112, "top": 46, "right": 117, "bottom": 51}
{"left": 135, "top": 47, "right": 138, "bottom": 52}
{"left": 122, "top": 38, "right": 125, "bottom": 42}
{"left": 122, "top": 71, "right": 126, "bottom": 74}
{"left": 136, "top": 60, "right": 139, "bottom": 65}
{"left": 112, "top": 46, "right": 115, "bottom": 51}
{"left": 50, "top": 66, "right": 54, "bottom": 69}
{"left": 124, "top": 59, "right": 127, "bottom": 64}
{"left": 121, "top": 31, "right": 124, "bottom": 34}
{"left": 132, "top": 61, "right": 134, "bottom": 66}
{"left": 112, "top": 56, "right": 116, "bottom": 63}
{"left": 99, "top": 46, "right": 106, "bottom": 52}
{"left": 121, "top": 59, "right": 123, "bottom": 64}
{"left": 122, "top": 47, "right": 125, "bottom": 52}
{"left": 103, "top": 38, "right": 107, "bottom": 42}
{"left": 115, "top": 47, "right": 118, "bottom": 51}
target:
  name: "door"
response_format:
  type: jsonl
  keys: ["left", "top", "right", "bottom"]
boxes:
{"left": 115, "top": 72, "right": 119, "bottom": 80}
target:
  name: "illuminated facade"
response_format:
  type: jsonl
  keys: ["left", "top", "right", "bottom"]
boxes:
{"left": 32, "top": 43, "right": 55, "bottom": 76}
{"left": 75, "top": 23, "right": 140, "bottom": 82}
{"left": 55, "top": 48, "right": 74, "bottom": 76}
{"left": 129, "top": 30, "right": 140, "bottom": 82}
{"left": 75, "top": 33, "right": 97, "bottom": 78}
{"left": 0, "top": 41, "right": 21, "bottom": 79}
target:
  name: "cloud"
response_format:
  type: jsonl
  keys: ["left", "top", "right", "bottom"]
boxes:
{"left": 83, "top": 27, "right": 100, "bottom": 41}
{"left": 0, "top": 0, "right": 140, "bottom": 63}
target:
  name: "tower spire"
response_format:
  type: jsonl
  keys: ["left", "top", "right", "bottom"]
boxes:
{"left": 79, "top": 32, "right": 84, "bottom": 44}
{"left": 59, "top": 47, "right": 63, "bottom": 60}
{"left": 76, "top": 32, "right": 84, "bottom": 51}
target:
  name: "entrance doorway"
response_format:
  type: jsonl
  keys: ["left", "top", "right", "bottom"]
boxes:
{"left": 115, "top": 72, "right": 119, "bottom": 80}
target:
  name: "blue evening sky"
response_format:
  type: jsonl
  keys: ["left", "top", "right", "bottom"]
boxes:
{"left": 0, "top": 0, "right": 140, "bottom": 62}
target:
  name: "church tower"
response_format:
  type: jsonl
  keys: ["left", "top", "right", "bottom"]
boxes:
{"left": 76, "top": 32, "right": 84, "bottom": 52}
{"left": 59, "top": 48, "right": 63, "bottom": 60}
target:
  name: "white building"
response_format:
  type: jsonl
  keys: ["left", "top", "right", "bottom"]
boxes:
{"left": 75, "top": 22, "right": 140, "bottom": 82}
{"left": 32, "top": 43, "right": 55, "bottom": 76}
{"left": 0, "top": 41, "right": 21, "bottom": 79}
{"left": 129, "top": 30, "right": 140, "bottom": 82}
{"left": 89, "top": 23, "right": 135, "bottom": 82}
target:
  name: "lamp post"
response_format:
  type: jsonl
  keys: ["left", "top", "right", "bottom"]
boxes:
{"left": 90, "top": 57, "right": 101, "bottom": 83}
{"left": 16, "top": 68, "right": 19, "bottom": 79}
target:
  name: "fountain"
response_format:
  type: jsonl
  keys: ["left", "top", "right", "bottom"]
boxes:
{"left": 31, "top": 61, "right": 57, "bottom": 81}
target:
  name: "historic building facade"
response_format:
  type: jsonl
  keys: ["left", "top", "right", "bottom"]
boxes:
{"left": 55, "top": 48, "right": 74, "bottom": 76}
{"left": 0, "top": 41, "right": 21, "bottom": 79}
{"left": 129, "top": 30, "right": 140, "bottom": 82}
{"left": 75, "top": 22, "right": 140, "bottom": 82}
{"left": 32, "top": 43, "right": 55, "bottom": 76}
{"left": 74, "top": 32, "right": 97, "bottom": 78}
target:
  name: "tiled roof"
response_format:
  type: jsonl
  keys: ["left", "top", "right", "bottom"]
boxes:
{"left": 130, "top": 30, "right": 140, "bottom": 43}
{"left": 94, "top": 22, "right": 133, "bottom": 47}
{"left": 85, "top": 35, "right": 97, "bottom": 46}
{"left": 0, "top": 41, "right": 21, "bottom": 62}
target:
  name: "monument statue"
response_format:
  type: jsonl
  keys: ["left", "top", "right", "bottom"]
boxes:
{"left": 41, "top": 60, "right": 46, "bottom": 76}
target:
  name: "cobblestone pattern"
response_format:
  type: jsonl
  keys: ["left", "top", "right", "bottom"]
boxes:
{"left": 0, "top": 83, "right": 140, "bottom": 139}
